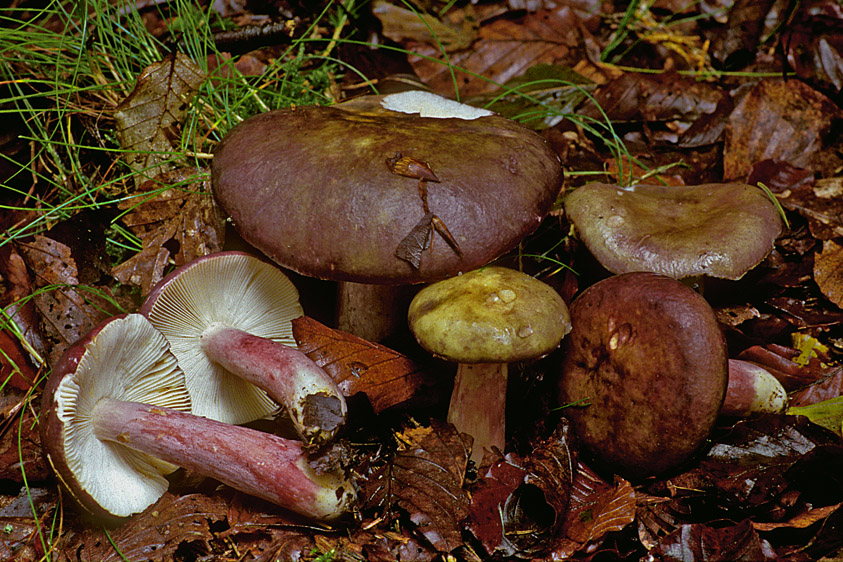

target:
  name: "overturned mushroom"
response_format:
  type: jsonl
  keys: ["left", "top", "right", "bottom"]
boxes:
{"left": 40, "top": 314, "right": 356, "bottom": 521}
{"left": 558, "top": 272, "right": 728, "bottom": 479}
{"left": 141, "top": 251, "right": 346, "bottom": 446}
{"left": 409, "top": 266, "right": 571, "bottom": 463}
{"left": 564, "top": 182, "right": 783, "bottom": 280}
{"left": 212, "top": 92, "right": 562, "bottom": 341}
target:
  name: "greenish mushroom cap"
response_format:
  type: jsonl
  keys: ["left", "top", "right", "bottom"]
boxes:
{"left": 564, "top": 182, "right": 783, "bottom": 280}
{"left": 408, "top": 267, "right": 571, "bottom": 363}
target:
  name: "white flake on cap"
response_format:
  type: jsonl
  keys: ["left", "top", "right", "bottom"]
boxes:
{"left": 381, "top": 91, "right": 493, "bottom": 120}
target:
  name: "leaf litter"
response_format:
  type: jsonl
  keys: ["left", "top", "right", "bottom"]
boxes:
{"left": 2, "top": 0, "right": 843, "bottom": 560}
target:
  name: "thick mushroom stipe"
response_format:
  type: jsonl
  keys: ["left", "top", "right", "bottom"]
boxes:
{"left": 564, "top": 182, "right": 783, "bottom": 280}
{"left": 558, "top": 273, "right": 728, "bottom": 479}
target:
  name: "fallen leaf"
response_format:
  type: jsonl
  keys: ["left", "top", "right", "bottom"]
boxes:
{"left": 292, "top": 316, "right": 438, "bottom": 413}
{"left": 373, "top": 0, "right": 478, "bottom": 52}
{"left": 753, "top": 502, "right": 843, "bottom": 531}
{"left": 114, "top": 52, "right": 205, "bottom": 187}
{"left": 466, "top": 422, "right": 575, "bottom": 558}
{"left": 0, "top": 407, "right": 49, "bottom": 482}
{"left": 17, "top": 235, "right": 122, "bottom": 366}
{"left": 71, "top": 492, "right": 228, "bottom": 562}
{"left": 646, "top": 519, "right": 777, "bottom": 561}
{"left": 111, "top": 168, "right": 224, "bottom": 294}
{"left": 364, "top": 421, "right": 471, "bottom": 553}
{"left": 409, "top": 7, "right": 582, "bottom": 97}
{"left": 775, "top": 178, "right": 843, "bottom": 240}
{"left": 723, "top": 78, "right": 843, "bottom": 180}
{"left": 788, "top": 396, "right": 843, "bottom": 436}
{"left": 784, "top": 0, "right": 843, "bottom": 93}
{"left": 814, "top": 239, "right": 843, "bottom": 308}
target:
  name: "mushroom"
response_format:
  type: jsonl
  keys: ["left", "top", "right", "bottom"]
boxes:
{"left": 39, "top": 314, "right": 356, "bottom": 520}
{"left": 563, "top": 182, "right": 783, "bottom": 281}
{"left": 408, "top": 266, "right": 571, "bottom": 463}
{"left": 211, "top": 91, "right": 563, "bottom": 341}
{"left": 558, "top": 272, "right": 728, "bottom": 479}
{"left": 140, "top": 251, "right": 346, "bottom": 446}
{"left": 722, "top": 359, "right": 788, "bottom": 416}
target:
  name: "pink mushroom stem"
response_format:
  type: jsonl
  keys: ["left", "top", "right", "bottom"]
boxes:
{"left": 91, "top": 398, "right": 354, "bottom": 520}
{"left": 447, "top": 363, "right": 508, "bottom": 464}
{"left": 200, "top": 324, "right": 347, "bottom": 447}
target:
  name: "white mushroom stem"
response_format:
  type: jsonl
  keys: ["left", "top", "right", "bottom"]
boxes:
{"left": 447, "top": 363, "right": 508, "bottom": 465}
{"left": 200, "top": 324, "right": 347, "bottom": 447}
{"left": 722, "top": 359, "right": 788, "bottom": 416}
{"left": 91, "top": 398, "right": 354, "bottom": 520}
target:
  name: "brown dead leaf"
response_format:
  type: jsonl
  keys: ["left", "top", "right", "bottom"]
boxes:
{"left": 815, "top": 239, "right": 843, "bottom": 308}
{"left": 364, "top": 421, "right": 471, "bottom": 553}
{"left": 723, "top": 78, "right": 843, "bottom": 181}
{"left": 753, "top": 502, "right": 843, "bottom": 532}
{"left": 71, "top": 492, "right": 227, "bottom": 562}
{"left": 373, "top": 1, "right": 478, "bottom": 52}
{"left": 409, "top": 7, "right": 582, "bottom": 97}
{"left": 114, "top": 52, "right": 205, "bottom": 187}
{"left": 292, "top": 316, "right": 437, "bottom": 413}
{"left": 17, "top": 235, "right": 122, "bottom": 366}
{"left": 111, "top": 168, "right": 224, "bottom": 294}
{"left": 0, "top": 407, "right": 48, "bottom": 482}
{"left": 552, "top": 462, "right": 637, "bottom": 558}
{"left": 776, "top": 178, "right": 843, "bottom": 241}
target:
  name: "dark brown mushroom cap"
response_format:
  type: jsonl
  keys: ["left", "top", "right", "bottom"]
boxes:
{"left": 564, "top": 182, "right": 783, "bottom": 280}
{"left": 408, "top": 266, "right": 571, "bottom": 363}
{"left": 211, "top": 95, "right": 563, "bottom": 284}
{"left": 558, "top": 272, "right": 727, "bottom": 479}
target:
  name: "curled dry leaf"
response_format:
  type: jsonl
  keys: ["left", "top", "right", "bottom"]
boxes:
{"left": 111, "top": 168, "right": 225, "bottom": 294}
{"left": 363, "top": 421, "right": 471, "bottom": 553}
{"left": 466, "top": 421, "right": 575, "bottom": 558}
{"left": 723, "top": 78, "right": 843, "bottom": 181}
{"left": 114, "top": 52, "right": 205, "bottom": 187}
{"left": 291, "top": 316, "right": 437, "bottom": 413}
{"left": 814, "top": 239, "right": 843, "bottom": 308}
{"left": 17, "top": 235, "right": 121, "bottom": 366}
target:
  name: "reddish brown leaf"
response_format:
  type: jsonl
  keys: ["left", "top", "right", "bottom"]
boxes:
{"left": 292, "top": 316, "right": 437, "bottom": 413}
{"left": 753, "top": 502, "right": 843, "bottom": 531}
{"left": 364, "top": 421, "right": 471, "bottom": 553}
{"left": 17, "top": 236, "right": 122, "bottom": 366}
{"left": 814, "top": 240, "right": 843, "bottom": 308}
{"left": 775, "top": 179, "right": 843, "bottom": 240}
{"left": 0, "top": 407, "right": 49, "bottom": 482}
{"left": 71, "top": 492, "right": 227, "bottom": 562}
{"left": 409, "top": 7, "right": 582, "bottom": 97}
{"left": 647, "top": 519, "right": 777, "bottom": 561}
{"left": 111, "top": 168, "right": 225, "bottom": 294}
{"left": 723, "top": 78, "right": 843, "bottom": 181}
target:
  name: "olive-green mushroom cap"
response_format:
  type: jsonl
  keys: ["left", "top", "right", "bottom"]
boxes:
{"left": 564, "top": 182, "right": 783, "bottom": 280}
{"left": 558, "top": 272, "right": 728, "bottom": 479}
{"left": 211, "top": 95, "right": 563, "bottom": 285}
{"left": 408, "top": 267, "right": 571, "bottom": 363}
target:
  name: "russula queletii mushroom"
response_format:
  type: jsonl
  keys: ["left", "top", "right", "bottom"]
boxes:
{"left": 140, "top": 251, "right": 346, "bottom": 447}
{"left": 721, "top": 359, "right": 788, "bottom": 416}
{"left": 563, "top": 182, "right": 783, "bottom": 281}
{"left": 39, "top": 314, "right": 356, "bottom": 521}
{"left": 558, "top": 272, "right": 728, "bottom": 479}
{"left": 408, "top": 266, "right": 571, "bottom": 463}
{"left": 211, "top": 91, "right": 563, "bottom": 342}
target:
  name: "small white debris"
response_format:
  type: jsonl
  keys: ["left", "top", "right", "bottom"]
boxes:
{"left": 381, "top": 91, "right": 493, "bottom": 120}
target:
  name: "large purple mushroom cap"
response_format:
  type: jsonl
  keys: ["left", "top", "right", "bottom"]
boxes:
{"left": 211, "top": 93, "right": 563, "bottom": 285}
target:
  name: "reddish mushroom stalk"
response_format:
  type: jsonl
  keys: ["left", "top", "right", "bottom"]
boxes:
{"left": 200, "top": 324, "right": 345, "bottom": 445}
{"left": 447, "top": 363, "right": 508, "bottom": 461}
{"left": 90, "top": 398, "right": 351, "bottom": 520}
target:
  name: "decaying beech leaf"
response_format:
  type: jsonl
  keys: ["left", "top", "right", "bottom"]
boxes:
{"left": 292, "top": 316, "right": 437, "bottom": 413}
{"left": 71, "top": 492, "right": 227, "bottom": 562}
{"left": 466, "top": 422, "right": 575, "bottom": 558}
{"left": 814, "top": 239, "right": 843, "bottom": 308}
{"left": 364, "top": 421, "right": 471, "bottom": 553}
{"left": 723, "top": 78, "right": 843, "bottom": 181}
{"left": 372, "top": 0, "right": 478, "bottom": 52}
{"left": 111, "top": 168, "right": 224, "bottom": 294}
{"left": 774, "top": 178, "right": 843, "bottom": 240}
{"left": 395, "top": 212, "right": 433, "bottom": 269}
{"left": 17, "top": 235, "right": 122, "bottom": 366}
{"left": 114, "top": 52, "right": 205, "bottom": 187}
{"left": 0, "top": 408, "right": 48, "bottom": 482}
{"left": 647, "top": 519, "right": 777, "bottom": 561}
